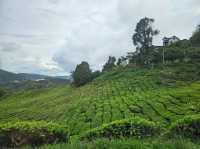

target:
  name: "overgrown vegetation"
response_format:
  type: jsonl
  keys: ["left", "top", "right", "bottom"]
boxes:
{"left": 0, "top": 87, "right": 6, "bottom": 98}
{"left": 168, "top": 114, "right": 200, "bottom": 139}
{"left": 102, "top": 56, "right": 116, "bottom": 72}
{"left": 0, "top": 121, "right": 68, "bottom": 147}
{"left": 22, "top": 139, "right": 200, "bottom": 149}
{"left": 70, "top": 20, "right": 200, "bottom": 88}
{"left": 81, "top": 117, "right": 161, "bottom": 140}
{"left": 0, "top": 63, "right": 200, "bottom": 135}
{"left": 150, "top": 46, "right": 200, "bottom": 64}
{"left": 0, "top": 63, "right": 200, "bottom": 147}
{"left": 72, "top": 62, "right": 92, "bottom": 87}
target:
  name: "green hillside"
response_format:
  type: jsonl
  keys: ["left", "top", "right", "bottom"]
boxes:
{"left": 0, "top": 63, "right": 200, "bottom": 138}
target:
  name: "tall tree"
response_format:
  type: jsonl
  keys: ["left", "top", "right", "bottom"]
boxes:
{"left": 102, "top": 56, "right": 116, "bottom": 71}
{"left": 72, "top": 61, "right": 92, "bottom": 87}
{"left": 132, "top": 17, "right": 159, "bottom": 64}
{"left": 190, "top": 24, "right": 200, "bottom": 46}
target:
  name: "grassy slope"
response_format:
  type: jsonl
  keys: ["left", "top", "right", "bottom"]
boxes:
{"left": 0, "top": 63, "right": 200, "bottom": 137}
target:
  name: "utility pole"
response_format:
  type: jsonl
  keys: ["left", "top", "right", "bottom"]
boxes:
{"left": 162, "top": 48, "right": 165, "bottom": 65}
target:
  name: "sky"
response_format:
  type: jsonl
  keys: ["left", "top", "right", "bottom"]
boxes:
{"left": 0, "top": 0, "right": 199, "bottom": 76}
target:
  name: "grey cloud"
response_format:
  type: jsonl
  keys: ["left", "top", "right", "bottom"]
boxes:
{"left": 0, "top": 0, "right": 199, "bottom": 75}
{"left": 48, "top": 0, "right": 59, "bottom": 4}
{"left": 0, "top": 42, "right": 21, "bottom": 52}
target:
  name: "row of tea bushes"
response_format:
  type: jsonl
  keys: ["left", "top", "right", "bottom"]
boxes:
{"left": 168, "top": 114, "right": 200, "bottom": 139}
{"left": 0, "top": 121, "right": 68, "bottom": 147}
{"left": 0, "top": 114, "right": 199, "bottom": 147}
{"left": 80, "top": 117, "right": 162, "bottom": 140}
{"left": 81, "top": 114, "right": 200, "bottom": 140}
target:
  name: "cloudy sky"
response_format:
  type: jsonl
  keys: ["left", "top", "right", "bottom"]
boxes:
{"left": 0, "top": 0, "right": 199, "bottom": 76}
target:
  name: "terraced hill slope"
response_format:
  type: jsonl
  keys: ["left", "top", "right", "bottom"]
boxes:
{"left": 0, "top": 63, "right": 200, "bottom": 136}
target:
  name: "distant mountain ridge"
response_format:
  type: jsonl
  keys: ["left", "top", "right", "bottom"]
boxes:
{"left": 0, "top": 69, "right": 21, "bottom": 85}
{"left": 0, "top": 69, "right": 69, "bottom": 83}
{"left": 0, "top": 69, "right": 70, "bottom": 90}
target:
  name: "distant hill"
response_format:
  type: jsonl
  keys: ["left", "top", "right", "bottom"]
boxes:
{"left": 0, "top": 69, "right": 70, "bottom": 90}
{"left": 0, "top": 69, "right": 21, "bottom": 85}
{"left": 17, "top": 73, "right": 51, "bottom": 81}
{"left": 54, "top": 75, "right": 72, "bottom": 80}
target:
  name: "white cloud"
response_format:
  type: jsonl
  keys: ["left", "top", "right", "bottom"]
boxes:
{"left": 0, "top": 0, "right": 199, "bottom": 75}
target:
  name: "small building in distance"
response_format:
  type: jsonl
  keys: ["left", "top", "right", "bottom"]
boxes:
{"left": 163, "top": 36, "right": 180, "bottom": 46}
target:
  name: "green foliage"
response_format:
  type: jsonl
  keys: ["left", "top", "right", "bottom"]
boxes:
{"left": 81, "top": 117, "right": 161, "bottom": 140}
{"left": 0, "top": 87, "right": 6, "bottom": 98}
{"left": 0, "top": 121, "right": 68, "bottom": 147}
{"left": 23, "top": 139, "right": 200, "bottom": 149}
{"left": 186, "top": 47, "right": 200, "bottom": 62}
{"left": 91, "top": 71, "right": 101, "bottom": 80}
{"left": 132, "top": 17, "right": 159, "bottom": 50}
{"left": 129, "top": 22, "right": 200, "bottom": 66}
{"left": 72, "top": 61, "right": 92, "bottom": 87}
{"left": 102, "top": 56, "right": 116, "bottom": 71}
{"left": 117, "top": 56, "right": 127, "bottom": 66}
{"left": 150, "top": 47, "right": 200, "bottom": 64}
{"left": 168, "top": 114, "right": 200, "bottom": 139}
{"left": 128, "top": 46, "right": 200, "bottom": 66}
{"left": 87, "top": 139, "right": 200, "bottom": 149}
{"left": 0, "top": 63, "right": 200, "bottom": 138}
{"left": 171, "top": 39, "right": 191, "bottom": 48}
{"left": 117, "top": 57, "right": 122, "bottom": 66}
{"left": 164, "top": 47, "right": 185, "bottom": 62}
{"left": 132, "top": 17, "right": 159, "bottom": 65}
{"left": 190, "top": 25, "right": 200, "bottom": 46}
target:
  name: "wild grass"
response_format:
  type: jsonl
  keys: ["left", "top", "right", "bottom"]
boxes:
{"left": 22, "top": 138, "right": 200, "bottom": 149}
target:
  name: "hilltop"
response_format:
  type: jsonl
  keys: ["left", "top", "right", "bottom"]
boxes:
{"left": 0, "top": 5, "right": 199, "bottom": 147}
{"left": 0, "top": 63, "right": 200, "bottom": 134}
{"left": 0, "top": 62, "right": 200, "bottom": 148}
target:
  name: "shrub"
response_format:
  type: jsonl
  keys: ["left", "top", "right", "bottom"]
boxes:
{"left": 0, "top": 87, "right": 6, "bottom": 98}
{"left": 186, "top": 47, "right": 200, "bottom": 62}
{"left": 164, "top": 47, "right": 185, "bottom": 62}
{"left": 0, "top": 121, "right": 68, "bottom": 147}
{"left": 91, "top": 71, "right": 101, "bottom": 80}
{"left": 171, "top": 39, "right": 191, "bottom": 48}
{"left": 81, "top": 117, "right": 161, "bottom": 140}
{"left": 168, "top": 114, "right": 200, "bottom": 139}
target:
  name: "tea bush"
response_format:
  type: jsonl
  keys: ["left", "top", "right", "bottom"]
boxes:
{"left": 0, "top": 121, "right": 68, "bottom": 147}
{"left": 168, "top": 114, "right": 200, "bottom": 139}
{"left": 81, "top": 117, "right": 161, "bottom": 140}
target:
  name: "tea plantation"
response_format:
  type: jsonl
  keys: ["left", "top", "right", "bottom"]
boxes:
{"left": 0, "top": 63, "right": 200, "bottom": 148}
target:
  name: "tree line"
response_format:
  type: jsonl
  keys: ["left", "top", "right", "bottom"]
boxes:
{"left": 72, "top": 17, "right": 200, "bottom": 87}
